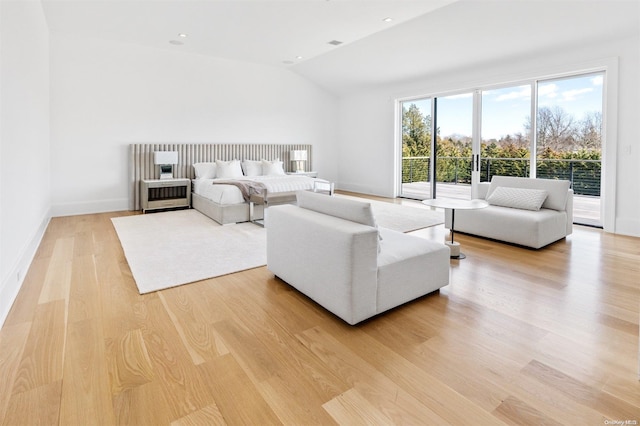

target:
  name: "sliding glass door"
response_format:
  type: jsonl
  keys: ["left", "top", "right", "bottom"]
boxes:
{"left": 400, "top": 98, "right": 433, "bottom": 199}
{"left": 480, "top": 84, "right": 533, "bottom": 181}
{"left": 398, "top": 71, "right": 604, "bottom": 226}
{"left": 536, "top": 73, "right": 603, "bottom": 226}
{"left": 399, "top": 93, "right": 475, "bottom": 201}
{"left": 434, "top": 93, "right": 474, "bottom": 200}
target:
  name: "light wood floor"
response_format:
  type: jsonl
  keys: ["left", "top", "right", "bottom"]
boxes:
{"left": 1, "top": 203, "right": 639, "bottom": 425}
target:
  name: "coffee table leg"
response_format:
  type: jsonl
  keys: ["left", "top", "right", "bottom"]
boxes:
{"left": 449, "top": 208, "right": 465, "bottom": 259}
{"left": 451, "top": 208, "right": 455, "bottom": 244}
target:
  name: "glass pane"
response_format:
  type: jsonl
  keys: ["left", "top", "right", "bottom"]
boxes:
{"left": 537, "top": 73, "right": 603, "bottom": 226}
{"left": 401, "top": 98, "right": 432, "bottom": 199}
{"left": 435, "top": 93, "right": 473, "bottom": 200}
{"left": 481, "top": 85, "right": 532, "bottom": 181}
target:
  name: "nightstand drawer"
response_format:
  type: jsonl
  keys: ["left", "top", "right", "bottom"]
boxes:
{"left": 148, "top": 199, "right": 189, "bottom": 209}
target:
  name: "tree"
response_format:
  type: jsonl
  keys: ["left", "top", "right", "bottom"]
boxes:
{"left": 402, "top": 104, "right": 431, "bottom": 157}
{"left": 536, "top": 106, "right": 576, "bottom": 152}
{"left": 576, "top": 111, "right": 602, "bottom": 151}
{"left": 402, "top": 104, "right": 433, "bottom": 182}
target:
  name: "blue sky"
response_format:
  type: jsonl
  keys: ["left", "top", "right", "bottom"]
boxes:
{"left": 406, "top": 73, "right": 604, "bottom": 140}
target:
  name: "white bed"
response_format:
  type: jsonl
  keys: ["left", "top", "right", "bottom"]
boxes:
{"left": 192, "top": 172, "right": 331, "bottom": 225}
{"left": 129, "top": 144, "right": 323, "bottom": 223}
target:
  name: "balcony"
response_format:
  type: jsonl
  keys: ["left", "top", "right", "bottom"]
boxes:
{"left": 401, "top": 156, "right": 601, "bottom": 226}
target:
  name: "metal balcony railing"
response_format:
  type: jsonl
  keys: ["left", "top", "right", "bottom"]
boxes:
{"left": 402, "top": 156, "right": 601, "bottom": 196}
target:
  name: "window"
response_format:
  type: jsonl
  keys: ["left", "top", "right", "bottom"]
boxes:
{"left": 398, "top": 71, "right": 605, "bottom": 226}
{"left": 536, "top": 73, "right": 603, "bottom": 225}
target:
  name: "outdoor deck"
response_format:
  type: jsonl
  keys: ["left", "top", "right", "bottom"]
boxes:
{"left": 402, "top": 182, "right": 601, "bottom": 227}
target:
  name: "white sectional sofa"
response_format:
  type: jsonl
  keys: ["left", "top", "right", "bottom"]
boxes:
{"left": 267, "top": 191, "right": 450, "bottom": 325}
{"left": 446, "top": 176, "right": 573, "bottom": 249}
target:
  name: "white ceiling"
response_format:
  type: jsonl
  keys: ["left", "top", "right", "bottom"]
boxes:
{"left": 291, "top": 0, "right": 640, "bottom": 94}
{"left": 40, "top": 0, "right": 639, "bottom": 95}
{"left": 40, "top": 0, "right": 457, "bottom": 67}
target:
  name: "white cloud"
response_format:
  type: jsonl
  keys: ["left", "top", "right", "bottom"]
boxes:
{"left": 591, "top": 75, "right": 603, "bottom": 86}
{"left": 538, "top": 83, "right": 558, "bottom": 99}
{"left": 495, "top": 87, "right": 530, "bottom": 102}
{"left": 561, "top": 87, "right": 593, "bottom": 102}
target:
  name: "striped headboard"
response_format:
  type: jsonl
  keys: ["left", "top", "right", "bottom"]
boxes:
{"left": 129, "top": 143, "right": 312, "bottom": 210}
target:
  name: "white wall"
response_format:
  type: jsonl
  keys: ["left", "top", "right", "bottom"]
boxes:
{"left": 0, "top": 0, "right": 51, "bottom": 326}
{"left": 49, "top": 34, "right": 339, "bottom": 216}
{"left": 337, "top": 34, "right": 640, "bottom": 237}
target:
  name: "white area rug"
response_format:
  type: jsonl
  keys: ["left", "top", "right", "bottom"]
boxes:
{"left": 112, "top": 210, "right": 266, "bottom": 294}
{"left": 335, "top": 194, "right": 444, "bottom": 233}
{"left": 112, "top": 198, "right": 444, "bottom": 294}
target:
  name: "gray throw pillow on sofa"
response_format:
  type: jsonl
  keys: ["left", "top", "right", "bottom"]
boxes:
{"left": 487, "top": 187, "right": 548, "bottom": 211}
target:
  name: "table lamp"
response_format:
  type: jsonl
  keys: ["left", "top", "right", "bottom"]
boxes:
{"left": 154, "top": 151, "right": 179, "bottom": 179}
{"left": 290, "top": 150, "right": 307, "bottom": 173}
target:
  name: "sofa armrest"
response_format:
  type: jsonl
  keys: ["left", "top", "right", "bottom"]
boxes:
{"left": 476, "top": 182, "right": 491, "bottom": 200}
{"left": 565, "top": 188, "right": 573, "bottom": 235}
{"left": 266, "top": 204, "right": 379, "bottom": 324}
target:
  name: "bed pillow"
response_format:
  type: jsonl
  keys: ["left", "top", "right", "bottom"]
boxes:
{"left": 487, "top": 186, "right": 548, "bottom": 211}
{"left": 262, "top": 159, "right": 285, "bottom": 176}
{"left": 193, "top": 162, "right": 216, "bottom": 179}
{"left": 241, "top": 160, "right": 263, "bottom": 177}
{"left": 215, "top": 159, "right": 243, "bottom": 179}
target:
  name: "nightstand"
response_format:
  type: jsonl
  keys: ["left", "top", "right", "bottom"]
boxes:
{"left": 141, "top": 178, "right": 191, "bottom": 213}
{"left": 286, "top": 171, "right": 318, "bottom": 178}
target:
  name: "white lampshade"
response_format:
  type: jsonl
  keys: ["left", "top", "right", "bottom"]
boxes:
{"left": 154, "top": 151, "right": 178, "bottom": 165}
{"left": 290, "top": 150, "right": 307, "bottom": 161}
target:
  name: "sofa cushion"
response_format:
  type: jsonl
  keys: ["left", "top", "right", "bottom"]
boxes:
{"left": 487, "top": 176, "right": 570, "bottom": 211}
{"left": 377, "top": 227, "right": 450, "bottom": 313}
{"left": 487, "top": 187, "right": 548, "bottom": 211}
{"left": 296, "top": 191, "right": 377, "bottom": 228}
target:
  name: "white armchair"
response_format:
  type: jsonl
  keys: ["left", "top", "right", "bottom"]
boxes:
{"left": 266, "top": 191, "right": 450, "bottom": 325}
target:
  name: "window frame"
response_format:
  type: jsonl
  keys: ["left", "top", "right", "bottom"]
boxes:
{"left": 395, "top": 57, "right": 618, "bottom": 232}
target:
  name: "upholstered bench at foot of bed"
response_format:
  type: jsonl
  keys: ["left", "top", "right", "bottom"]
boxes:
{"left": 249, "top": 191, "right": 298, "bottom": 225}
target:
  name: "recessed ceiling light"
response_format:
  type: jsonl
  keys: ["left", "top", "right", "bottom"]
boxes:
{"left": 296, "top": 56, "right": 303, "bottom": 60}
{"left": 169, "top": 40, "right": 184, "bottom": 45}
{"left": 383, "top": 17, "right": 393, "bottom": 22}
{"left": 178, "top": 33, "right": 188, "bottom": 38}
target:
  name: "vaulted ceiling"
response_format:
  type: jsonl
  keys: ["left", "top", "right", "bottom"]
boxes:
{"left": 40, "top": 0, "right": 639, "bottom": 95}
{"left": 41, "top": 0, "right": 456, "bottom": 67}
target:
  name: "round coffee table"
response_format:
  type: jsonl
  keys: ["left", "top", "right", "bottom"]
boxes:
{"left": 422, "top": 198, "right": 489, "bottom": 259}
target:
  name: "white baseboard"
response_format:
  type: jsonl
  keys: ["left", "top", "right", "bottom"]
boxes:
{"left": 615, "top": 216, "right": 640, "bottom": 237}
{"left": 51, "top": 198, "right": 130, "bottom": 217}
{"left": 335, "top": 182, "right": 393, "bottom": 198}
{"left": 0, "top": 210, "right": 51, "bottom": 328}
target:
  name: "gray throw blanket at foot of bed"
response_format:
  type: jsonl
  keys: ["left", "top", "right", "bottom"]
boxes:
{"left": 212, "top": 179, "right": 267, "bottom": 201}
